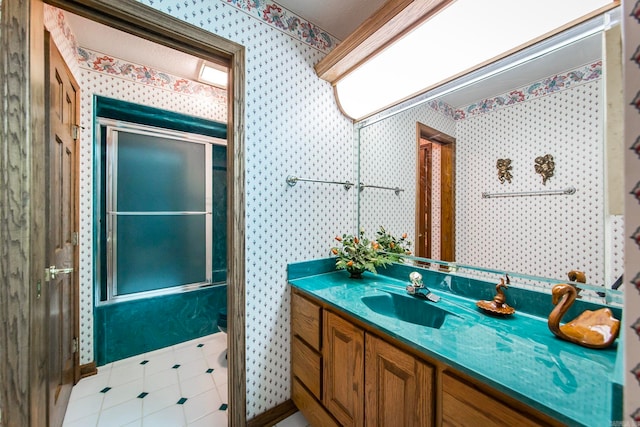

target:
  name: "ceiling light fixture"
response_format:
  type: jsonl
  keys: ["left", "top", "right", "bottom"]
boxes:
{"left": 329, "top": 0, "right": 617, "bottom": 121}
{"left": 198, "top": 62, "right": 228, "bottom": 88}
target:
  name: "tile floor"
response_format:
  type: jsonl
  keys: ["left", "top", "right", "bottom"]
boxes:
{"left": 63, "top": 333, "right": 309, "bottom": 426}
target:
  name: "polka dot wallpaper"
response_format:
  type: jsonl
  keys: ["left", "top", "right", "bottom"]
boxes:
{"left": 48, "top": 0, "right": 354, "bottom": 418}
{"left": 456, "top": 80, "right": 606, "bottom": 285}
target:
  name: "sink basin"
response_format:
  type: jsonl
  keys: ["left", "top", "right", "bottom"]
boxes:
{"left": 361, "top": 292, "right": 452, "bottom": 329}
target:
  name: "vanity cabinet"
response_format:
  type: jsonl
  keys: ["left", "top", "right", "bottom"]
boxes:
{"left": 291, "top": 289, "right": 561, "bottom": 427}
{"left": 291, "top": 290, "right": 435, "bottom": 427}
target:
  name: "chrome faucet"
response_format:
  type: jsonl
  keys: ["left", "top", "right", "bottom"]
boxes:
{"left": 406, "top": 272, "right": 440, "bottom": 303}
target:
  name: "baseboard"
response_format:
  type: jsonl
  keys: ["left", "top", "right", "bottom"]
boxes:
{"left": 79, "top": 361, "right": 98, "bottom": 379}
{"left": 247, "top": 399, "right": 297, "bottom": 427}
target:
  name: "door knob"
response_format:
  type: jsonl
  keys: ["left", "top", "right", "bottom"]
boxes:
{"left": 45, "top": 265, "right": 74, "bottom": 281}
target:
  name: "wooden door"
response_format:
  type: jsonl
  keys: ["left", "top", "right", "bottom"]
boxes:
{"left": 323, "top": 312, "right": 364, "bottom": 427}
{"left": 46, "top": 34, "right": 80, "bottom": 427}
{"left": 417, "top": 142, "right": 433, "bottom": 258}
{"left": 365, "top": 334, "right": 434, "bottom": 427}
{"left": 416, "top": 123, "right": 456, "bottom": 262}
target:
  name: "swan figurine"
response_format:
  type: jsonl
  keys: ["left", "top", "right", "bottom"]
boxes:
{"left": 548, "top": 284, "right": 620, "bottom": 349}
{"left": 476, "top": 277, "right": 515, "bottom": 316}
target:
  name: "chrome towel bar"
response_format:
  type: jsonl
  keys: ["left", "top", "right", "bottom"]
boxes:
{"left": 286, "top": 175, "right": 354, "bottom": 190}
{"left": 482, "top": 187, "right": 576, "bottom": 199}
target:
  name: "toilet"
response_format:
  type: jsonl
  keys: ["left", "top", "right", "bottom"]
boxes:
{"left": 217, "top": 307, "right": 227, "bottom": 334}
{"left": 217, "top": 307, "right": 227, "bottom": 359}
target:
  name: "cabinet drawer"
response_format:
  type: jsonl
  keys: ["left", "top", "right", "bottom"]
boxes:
{"left": 293, "top": 378, "right": 340, "bottom": 427}
{"left": 292, "top": 292, "right": 321, "bottom": 351}
{"left": 442, "top": 373, "right": 546, "bottom": 427}
{"left": 292, "top": 336, "right": 321, "bottom": 399}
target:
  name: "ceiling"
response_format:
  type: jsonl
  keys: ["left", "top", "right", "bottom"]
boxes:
{"left": 275, "top": 0, "right": 387, "bottom": 40}
{"left": 62, "top": 0, "right": 383, "bottom": 84}
{"left": 64, "top": 11, "right": 205, "bottom": 82}
{"left": 63, "top": 1, "right": 602, "bottom": 109}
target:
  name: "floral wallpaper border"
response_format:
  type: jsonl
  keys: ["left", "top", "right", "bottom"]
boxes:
{"left": 46, "top": 6, "right": 226, "bottom": 102}
{"left": 222, "top": 0, "right": 339, "bottom": 52}
{"left": 428, "top": 61, "right": 603, "bottom": 121}
{"left": 76, "top": 47, "right": 227, "bottom": 103}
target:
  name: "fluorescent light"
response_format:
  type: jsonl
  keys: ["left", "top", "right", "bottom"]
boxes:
{"left": 335, "top": 0, "right": 614, "bottom": 121}
{"left": 199, "top": 62, "right": 227, "bottom": 88}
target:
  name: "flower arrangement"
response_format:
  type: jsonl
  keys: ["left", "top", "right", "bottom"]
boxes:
{"left": 375, "top": 226, "right": 412, "bottom": 262}
{"left": 330, "top": 227, "right": 411, "bottom": 278}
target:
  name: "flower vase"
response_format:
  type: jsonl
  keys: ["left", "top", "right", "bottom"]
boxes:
{"left": 347, "top": 267, "right": 365, "bottom": 279}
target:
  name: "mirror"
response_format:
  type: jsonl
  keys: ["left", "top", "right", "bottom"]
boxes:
{"left": 357, "top": 13, "right": 624, "bottom": 291}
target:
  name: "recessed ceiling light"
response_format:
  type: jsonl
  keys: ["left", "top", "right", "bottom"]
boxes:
{"left": 199, "top": 62, "right": 227, "bottom": 88}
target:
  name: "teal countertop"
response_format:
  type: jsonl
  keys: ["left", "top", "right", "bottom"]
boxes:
{"left": 288, "top": 260, "right": 621, "bottom": 427}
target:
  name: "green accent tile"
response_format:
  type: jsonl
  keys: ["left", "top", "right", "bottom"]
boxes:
{"left": 137, "top": 392, "right": 148, "bottom": 399}
{"left": 177, "top": 398, "right": 188, "bottom": 405}
{"left": 100, "top": 387, "right": 111, "bottom": 393}
{"left": 95, "top": 285, "right": 227, "bottom": 365}
{"left": 219, "top": 404, "right": 228, "bottom": 411}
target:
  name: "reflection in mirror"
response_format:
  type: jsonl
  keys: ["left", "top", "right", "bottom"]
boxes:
{"left": 358, "top": 11, "right": 624, "bottom": 293}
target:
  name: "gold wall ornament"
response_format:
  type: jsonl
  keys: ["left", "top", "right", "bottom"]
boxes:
{"left": 534, "top": 154, "right": 555, "bottom": 185}
{"left": 496, "top": 158, "right": 513, "bottom": 184}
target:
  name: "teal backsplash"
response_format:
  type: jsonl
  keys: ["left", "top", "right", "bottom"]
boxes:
{"left": 288, "top": 258, "right": 622, "bottom": 322}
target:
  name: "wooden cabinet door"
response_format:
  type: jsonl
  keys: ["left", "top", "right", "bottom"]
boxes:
{"left": 323, "top": 311, "right": 365, "bottom": 427}
{"left": 365, "top": 334, "right": 434, "bottom": 427}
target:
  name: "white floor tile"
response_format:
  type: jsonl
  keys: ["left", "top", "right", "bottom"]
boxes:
{"left": 143, "top": 350, "right": 177, "bottom": 376}
{"left": 62, "top": 412, "right": 99, "bottom": 427}
{"left": 173, "top": 338, "right": 201, "bottom": 350}
{"left": 97, "top": 398, "right": 143, "bottom": 427}
{"left": 187, "top": 410, "right": 227, "bottom": 427}
{"left": 109, "top": 361, "right": 145, "bottom": 387}
{"left": 177, "top": 358, "right": 209, "bottom": 382}
{"left": 200, "top": 336, "right": 226, "bottom": 357}
{"left": 214, "top": 382, "right": 228, "bottom": 406}
{"left": 142, "top": 404, "right": 187, "bottom": 427}
{"left": 183, "top": 389, "right": 222, "bottom": 424}
{"left": 102, "top": 378, "right": 144, "bottom": 410}
{"left": 145, "top": 367, "right": 179, "bottom": 392}
{"left": 63, "top": 392, "right": 105, "bottom": 423}
{"left": 144, "top": 346, "right": 174, "bottom": 359}
{"left": 142, "top": 384, "right": 182, "bottom": 417}
{"left": 174, "top": 346, "right": 206, "bottom": 365}
{"left": 180, "top": 373, "right": 215, "bottom": 399}
{"left": 276, "top": 411, "right": 309, "bottom": 427}
{"left": 211, "top": 368, "right": 227, "bottom": 389}
{"left": 65, "top": 334, "right": 228, "bottom": 427}
{"left": 68, "top": 373, "right": 111, "bottom": 401}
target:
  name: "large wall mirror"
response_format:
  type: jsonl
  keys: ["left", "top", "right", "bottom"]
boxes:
{"left": 358, "top": 10, "right": 624, "bottom": 293}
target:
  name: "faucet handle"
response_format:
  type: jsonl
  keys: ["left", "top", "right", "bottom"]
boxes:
{"left": 409, "top": 271, "right": 423, "bottom": 287}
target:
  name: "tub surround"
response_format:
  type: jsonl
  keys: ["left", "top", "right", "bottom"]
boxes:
{"left": 95, "top": 285, "right": 227, "bottom": 365}
{"left": 288, "top": 259, "right": 622, "bottom": 426}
